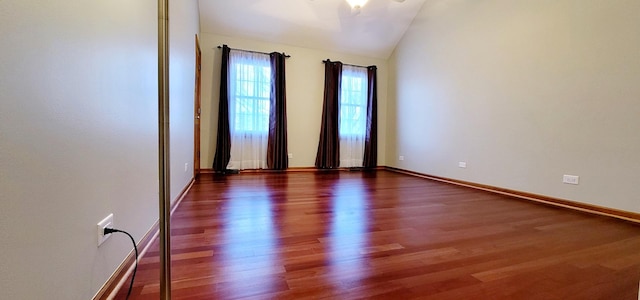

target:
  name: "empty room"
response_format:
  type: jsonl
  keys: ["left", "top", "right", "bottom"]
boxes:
{"left": 1, "top": 0, "right": 639, "bottom": 299}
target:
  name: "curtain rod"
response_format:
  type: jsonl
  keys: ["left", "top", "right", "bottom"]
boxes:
{"left": 323, "top": 59, "right": 376, "bottom": 69}
{"left": 217, "top": 45, "right": 290, "bottom": 58}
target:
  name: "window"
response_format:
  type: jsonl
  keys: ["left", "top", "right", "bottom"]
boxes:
{"left": 339, "top": 66, "right": 368, "bottom": 138}
{"left": 315, "top": 61, "right": 377, "bottom": 169}
{"left": 215, "top": 47, "right": 288, "bottom": 171}
{"left": 229, "top": 53, "right": 271, "bottom": 134}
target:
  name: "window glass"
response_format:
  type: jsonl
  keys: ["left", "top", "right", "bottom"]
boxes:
{"left": 340, "top": 66, "right": 368, "bottom": 137}
{"left": 230, "top": 54, "right": 271, "bottom": 134}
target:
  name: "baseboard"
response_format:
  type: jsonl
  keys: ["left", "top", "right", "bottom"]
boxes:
{"left": 199, "top": 168, "right": 215, "bottom": 174}
{"left": 384, "top": 166, "right": 640, "bottom": 224}
{"left": 93, "top": 177, "right": 196, "bottom": 300}
{"left": 199, "top": 166, "right": 384, "bottom": 174}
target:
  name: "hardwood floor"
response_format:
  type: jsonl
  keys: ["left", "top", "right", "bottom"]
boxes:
{"left": 115, "top": 170, "right": 640, "bottom": 299}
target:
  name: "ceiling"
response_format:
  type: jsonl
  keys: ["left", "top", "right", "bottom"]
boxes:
{"left": 198, "top": 0, "right": 428, "bottom": 59}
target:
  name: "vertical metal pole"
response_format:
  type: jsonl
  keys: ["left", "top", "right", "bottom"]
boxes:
{"left": 158, "top": 0, "right": 171, "bottom": 299}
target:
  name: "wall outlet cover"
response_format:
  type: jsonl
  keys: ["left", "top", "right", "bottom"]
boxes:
{"left": 563, "top": 175, "right": 580, "bottom": 185}
{"left": 97, "top": 213, "right": 114, "bottom": 246}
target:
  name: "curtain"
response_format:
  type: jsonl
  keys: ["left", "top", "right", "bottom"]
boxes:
{"left": 227, "top": 50, "right": 271, "bottom": 170}
{"left": 339, "top": 65, "right": 367, "bottom": 168}
{"left": 315, "top": 61, "right": 342, "bottom": 169}
{"left": 212, "top": 45, "right": 231, "bottom": 172}
{"left": 363, "top": 66, "right": 378, "bottom": 168}
{"left": 267, "top": 52, "right": 288, "bottom": 170}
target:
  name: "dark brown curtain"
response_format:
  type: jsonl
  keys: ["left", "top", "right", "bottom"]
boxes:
{"left": 315, "top": 60, "right": 342, "bottom": 169}
{"left": 267, "top": 52, "right": 288, "bottom": 170}
{"left": 363, "top": 66, "right": 378, "bottom": 168}
{"left": 212, "top": 45, "right": 231, "bottom": 172}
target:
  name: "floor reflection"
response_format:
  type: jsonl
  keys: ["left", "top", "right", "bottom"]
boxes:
{"left": 220, "top": 183, "right": 280, "bottom": 297}
{"left": 329, "top": 178, "right": 369, "bottom": 289}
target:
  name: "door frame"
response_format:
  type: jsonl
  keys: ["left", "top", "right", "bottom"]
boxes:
{"left": 193, "top": 34, "right": 202, "bottom": 177}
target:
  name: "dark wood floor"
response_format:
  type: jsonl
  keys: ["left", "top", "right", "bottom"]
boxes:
{"left": 116, "top": 170, "right": 640, "bottom": 299}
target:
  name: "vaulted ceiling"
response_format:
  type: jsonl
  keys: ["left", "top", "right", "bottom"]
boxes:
{"left": 198, "top": 0, "right": 428, "bottom": 59}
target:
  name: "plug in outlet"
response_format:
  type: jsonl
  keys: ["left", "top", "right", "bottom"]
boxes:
{"left": 97, "top": 213, "right": 114, "bottom": 246}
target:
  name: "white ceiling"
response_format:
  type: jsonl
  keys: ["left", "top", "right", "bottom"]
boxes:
{"left": 198, "top": 0, "right": 428, "bottom": 59}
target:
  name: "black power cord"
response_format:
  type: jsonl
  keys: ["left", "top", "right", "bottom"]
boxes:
{"left": 104, "top": 228, "right": 138, "bottom": 300}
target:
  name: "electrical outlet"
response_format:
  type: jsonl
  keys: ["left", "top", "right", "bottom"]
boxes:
{"left": 458, "top": 162, "right": 467, "bottom": 168}
{"left": 288, "top": 153, "right": 293, "bottom": 159}
{"left": 563, "top": 175, "right": 579, "bottom": 185}
{"left": 97, "top": 213, "right": 114, "bottom": 246}
{"left": 399, "top": 156, "right": 404, "bottom": 161}
{"left": 184, "top": 163, "right": 188, "bottom": 172}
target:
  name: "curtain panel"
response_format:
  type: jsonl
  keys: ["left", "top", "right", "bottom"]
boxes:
{"left": 212, "top": 45, "right": 231, "bottom": 172}
{"left": 227, "top": 50, "right": 270, "bottom": 170}
{"left": 267, "top": 52, "right": 289, "bottom": 170}
{"left": 339, "top": 65, "right": 367, "bottom": 168}
{"left": 363, "top": 66, "right": 378, "bottom": 168}
{"left": 315, "top": 60, "right": 342, "bottom": 169}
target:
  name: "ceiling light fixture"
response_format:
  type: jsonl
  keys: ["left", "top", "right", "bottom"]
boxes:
{"left": 346, "top": 0, "right": 368, "bottom": 10}
{"left": 346, "top": 0, "right": 368, "bottom": 15}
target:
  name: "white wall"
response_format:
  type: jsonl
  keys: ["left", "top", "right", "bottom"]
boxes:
{"left": 389, "top": 0, "right": 640, "bottom": 213}
{"left": 170, "top": 0, "right": 200, "bottom": 199}
{"left": 0, "top": 0, "right": 199, "bottom": 299}
{"left": 199, "top": 33, "right": 388, "bottom": 168}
